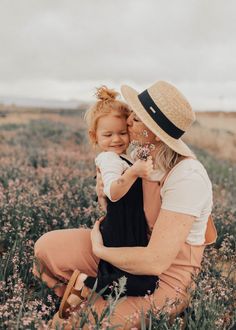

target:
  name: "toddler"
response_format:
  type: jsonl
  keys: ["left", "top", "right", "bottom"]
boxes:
{"left": 59, "top": 86, "right": 158, "bottom": 318}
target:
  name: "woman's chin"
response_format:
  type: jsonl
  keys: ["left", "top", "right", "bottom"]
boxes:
{"left": 129, "top": 132, "right": 138, "bottom": 142}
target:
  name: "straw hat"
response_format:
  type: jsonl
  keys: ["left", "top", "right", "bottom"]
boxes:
{"left": 121, "top": 81, "right": 195, "bottom": 157}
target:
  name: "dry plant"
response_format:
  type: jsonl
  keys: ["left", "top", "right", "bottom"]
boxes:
{"left": 183, "top": 111, "right": 236, "bottom": 163}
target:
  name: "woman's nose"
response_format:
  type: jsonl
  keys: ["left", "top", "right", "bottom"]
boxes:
{"left": 127, "top": 114, "right": 133, "bottom": 126}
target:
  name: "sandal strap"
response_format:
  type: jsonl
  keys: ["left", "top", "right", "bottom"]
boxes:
{"left": 62, "top": 301, "right": 71, "bottom": 319}
{"left": 70, "top": 287, "right": 85, "bottom": 300}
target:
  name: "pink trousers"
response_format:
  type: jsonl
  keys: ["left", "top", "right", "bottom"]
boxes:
{"left": 33, "top": 227, "right": 201, "bottom": 329}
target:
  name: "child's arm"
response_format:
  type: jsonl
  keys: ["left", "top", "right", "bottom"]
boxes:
{"left": 96, "top": 152, "right": 153, "bottom": 202}
{"left": 110, "top": 158, "right": 153, "bottom": 201}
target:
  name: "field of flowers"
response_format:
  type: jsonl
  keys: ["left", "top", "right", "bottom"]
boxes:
{"left": 0, "top": 109, "right": 235, "bottom": 329}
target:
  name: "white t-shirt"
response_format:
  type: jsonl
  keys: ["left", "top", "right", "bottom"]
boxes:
{"left": 96, "top": 152, "right": 213, "bottom": 245}
{"left": 95, "top": 151, "right": 130, "bottom": 201}
{"left": 150, "top": 159, "right": 213, "bottom": 245}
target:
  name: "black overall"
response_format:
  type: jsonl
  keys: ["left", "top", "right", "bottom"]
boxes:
{"left": 84, "top": 156, "right": 158, "bottom": 297}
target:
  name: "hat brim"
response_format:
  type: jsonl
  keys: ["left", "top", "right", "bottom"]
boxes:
{"left": 121, "top": 85, "right": 194, "bottom": 158}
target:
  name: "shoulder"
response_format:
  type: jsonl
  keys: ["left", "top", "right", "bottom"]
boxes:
{"left": 95, "top": 151, "right": 121, "bottom": 164}
{"left": 95, "top": 152, "right": 130, "bottom": 172}
{"left": 165, "top": 158, "right": 212, "bottom": 190}
{"left": 161, "top": 158, "right": 213, "bottom": 216}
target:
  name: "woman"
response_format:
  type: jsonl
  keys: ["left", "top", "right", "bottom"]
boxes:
{"left": 33, "top": 81, "right": 217, "bottom": 329}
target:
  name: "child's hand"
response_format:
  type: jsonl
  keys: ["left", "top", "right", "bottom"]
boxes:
{"left": 130, "top": 157, "right": 153, "bottom": 179}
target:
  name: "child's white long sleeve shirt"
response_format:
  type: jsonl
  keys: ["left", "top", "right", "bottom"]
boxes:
{"left": 95, "top": 151, "right": 130, "bottom": 201}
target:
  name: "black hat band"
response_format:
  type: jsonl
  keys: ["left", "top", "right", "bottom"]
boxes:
{"left": 138, "top": 89, "right": 185, "bottom": 139}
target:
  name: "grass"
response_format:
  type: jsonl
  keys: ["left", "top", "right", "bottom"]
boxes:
{"left": 0, "top": 111, "right": 235, "bottom": 329}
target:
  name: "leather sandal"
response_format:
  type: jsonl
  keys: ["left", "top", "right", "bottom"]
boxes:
{"left": 59, "top": 269, "right": 87, "bottom": 319}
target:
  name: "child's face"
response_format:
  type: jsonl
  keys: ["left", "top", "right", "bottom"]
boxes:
{"left": 95, "top": 113, "right": 130, "bottom": 154}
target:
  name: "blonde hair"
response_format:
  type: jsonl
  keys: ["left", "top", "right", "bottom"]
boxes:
{"left": 154, "top": 141, "right": 182, "bottom": 172}
{"left": 84, "top": 86, "right": 130, "bottom": 145}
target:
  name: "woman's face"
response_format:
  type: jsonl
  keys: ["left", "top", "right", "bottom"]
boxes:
{"left": 127, "top": 112, "right": 159, "bottom": 145}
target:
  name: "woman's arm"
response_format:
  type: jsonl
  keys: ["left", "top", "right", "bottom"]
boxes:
{"left": 96, "top": 169, "right": 107, "bottom": 211}
{"left": 91, "top": 209, "right": 195, "bottom": 275}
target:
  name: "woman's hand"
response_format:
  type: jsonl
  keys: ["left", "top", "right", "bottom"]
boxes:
{"left": 90, "top": 218, "right": 104, "bottom": 257}
{"left": 96, "top": 168, "right": 107, "bottom": 211}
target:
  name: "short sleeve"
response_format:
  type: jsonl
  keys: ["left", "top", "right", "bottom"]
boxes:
{"left": 161, "top": 162, "right": 212, "bottom": 217}
{"left": 95, "top": 152, "right": 129, "bottom": 201}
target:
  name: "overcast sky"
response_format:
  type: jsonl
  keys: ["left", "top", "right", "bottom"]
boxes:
{"left": 0, "top": 0, "right": 235, "bottom": 110}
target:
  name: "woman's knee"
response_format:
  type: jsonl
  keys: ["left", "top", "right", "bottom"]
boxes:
{"left": 33, "top": 231, "right": 54, "bottom": 275}
{"left": 34, "top": 230, "right": 65, "bottom": 274}
{"left": 34, "top": 230, "right": 55, "bottom": 260}
{"left": 34, "top": 228, "right": 98, "bottom": 276}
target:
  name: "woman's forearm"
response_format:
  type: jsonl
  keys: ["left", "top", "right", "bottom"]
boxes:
{"left": 91, "top": 210, "right": 195, "bottom": 277}
{"left": 110, "top": 167, "right": 137, "bottom": 201}
{"left": 95, "top": 245, "right": 158, "bottom": 275}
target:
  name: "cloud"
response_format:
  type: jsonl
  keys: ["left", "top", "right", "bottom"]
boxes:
{"left": 0, "top": 0, "right": 235, "bottom": 108}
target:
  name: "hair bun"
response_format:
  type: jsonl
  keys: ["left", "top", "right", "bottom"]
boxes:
{"left": 95, "top": 86, "right": 119, "bottom": 101}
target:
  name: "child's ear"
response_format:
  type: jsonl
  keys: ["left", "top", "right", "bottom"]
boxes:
{"left": 89, "top": 130, "right": 97, "bottom": 144}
